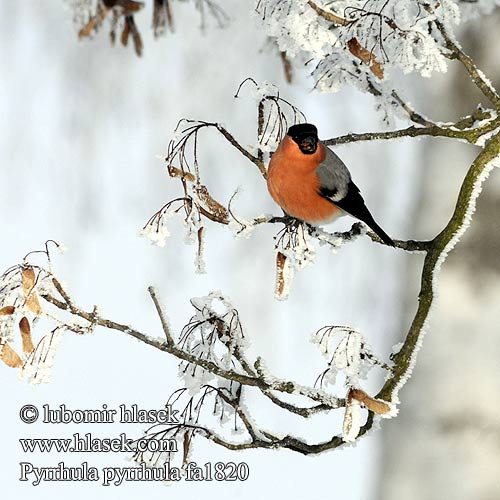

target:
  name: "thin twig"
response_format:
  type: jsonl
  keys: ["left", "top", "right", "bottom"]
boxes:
{"left": 435, "top": 20, "right": 500, "bottom": 110}
{"left": 215, "top": 124, "right": 266, "bottom": 176}
{"left": 262, "top": 390, "right": 333, "bottom": 417}
{"left": 367, "top": 232, "right": 432, "bottom": 252}
{"left": 325, "top": 124, "right": 469, "bottom": 146}
{"left": 41, "top": 289, "right": 343, "bottom": 410}
{"left": 148, "top": 286, "right": 175, "bottom": 346}
{"left": 390, "top": 90, "right": 435, "bottom": 127}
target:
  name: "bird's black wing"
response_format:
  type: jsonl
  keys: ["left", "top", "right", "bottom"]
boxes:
{"left": 320, "top": 180, "right": 395, "bottom": 247}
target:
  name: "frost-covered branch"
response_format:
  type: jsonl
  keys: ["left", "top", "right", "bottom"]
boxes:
{"left": 40, "top": 282, "right": 344, "bottom": 410}
{"left": 1, "top": 242, "right": 397, "bottom": 456}
{"left": 325, "top": 109, "right": 500, "bottom": 147}
{"left": 378, "top": 129, "right": 500, "bottom": 403}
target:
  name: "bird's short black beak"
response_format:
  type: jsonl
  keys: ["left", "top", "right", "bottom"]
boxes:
{"left": 299, "top": 136, "right": 317, "bottom": 154}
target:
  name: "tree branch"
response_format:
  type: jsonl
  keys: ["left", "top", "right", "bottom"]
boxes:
{"left": 378, "top": 130, "right": 500, "bottom": 402}
{"left": 41, "top": 286, "right": 343, "bottom": 411}
{"left": 436, "top": 20, "right": 500, "bottom": 110}
{"left": 324, "top": 112, "right": 500, "bottom": 147}
{"left": 390, "top": 90, "right": 436, "bottom": 127}
{"left": 261, "top": 390, "right": 333, "bottom": 417}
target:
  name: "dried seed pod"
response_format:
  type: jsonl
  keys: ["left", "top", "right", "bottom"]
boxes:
{"left": 275, "top": 251, "right": 294, "bottom": 300}
{"left": 78, "top": 5, "right": 109, "bottom": 38}
{"left": 347, "top": 38, "right": 384, "bottom": 79}
{"left": 103, "top": 0, "right": 144, "bottom": 13}
{"left": 182, "top": 431, "right": 191, "bottom": 466}
{"left": 153, "top": 0, "right": 173, "bottom": 38}
{"left": 121, "top": 18, "right": 130, "bottom": 46}
{"left": 350, "top": 388, "right": 391, "bottom": 415}
{"left": 0, "top": 342, "right": 23, "bottom": 368}
{"left": 0, "top": 305, "right": 15, "bottom": 316}
{"left": 126, "top": 16, "right": 143, "bottom": 57}
{"left": 21, "top": 268, "right": 43, "bottom": 316}
{"left": 342, "top": 396, "right": 361, "bottom": 442}
{"left": 19, "top": 317, "right": 35, "bottom": 354}
{"left": 196, "top": 185, "right": 229, "bottom": 224}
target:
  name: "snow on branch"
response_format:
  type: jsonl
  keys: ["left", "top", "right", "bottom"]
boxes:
{"left": 256, "top": 0, "right": 500, "bottom": 123}
{"left": 0, "top": 245, "right": 395, "bottom": 455}
{"left": 258, "top": 0, "right": 459, "bottom": 99}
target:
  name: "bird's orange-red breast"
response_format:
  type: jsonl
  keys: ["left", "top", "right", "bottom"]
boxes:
{"left": 267, "top": 136, "right": 342, "bottom": 224}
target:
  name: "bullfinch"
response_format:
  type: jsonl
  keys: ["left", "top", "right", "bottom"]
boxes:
{"left": 267, "top": 123, "right": 395, "bottom": 246}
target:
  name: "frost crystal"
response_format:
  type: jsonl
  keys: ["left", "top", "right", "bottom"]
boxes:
{"left": 342, "top": 398, "right": 362, "bottom": 442}
{"left": 178, "top": 292, "right": 248, "bottom": 395}
{"left": 257, "top": 0, "right": 463, "bottom": 116}
{"left": 140, "top": 224, "right": 171, "bottom": 248}
{"left": 313, "top": 326, "right": 383, "bottom": 388}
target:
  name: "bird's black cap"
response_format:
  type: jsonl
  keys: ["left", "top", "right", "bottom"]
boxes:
{"left": 287, "top": 123, "right": 318, "bottom": 139}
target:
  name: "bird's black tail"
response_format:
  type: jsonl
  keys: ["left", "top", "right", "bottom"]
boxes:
{"left": 331, "top": 181, "right": 395, "bottom": 247}
{"left": 365, "top": 218, "right": 395, "bottom": 247}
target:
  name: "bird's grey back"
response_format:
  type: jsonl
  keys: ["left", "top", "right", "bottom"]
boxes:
{"left": 316, "top": 147, "right": 351, "bottom": 201}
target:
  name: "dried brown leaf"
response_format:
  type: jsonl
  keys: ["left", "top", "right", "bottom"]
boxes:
{"left": 0, "top": 342, "right": 23, "bottom": 368}
{"left": 0, "top": 305, "right": 15, "bottom": 316}
{"left": 307, "top": 0, "right": 348, "bottom": 26}
{"left": 196, "top": 185, "right": 229, "bottom": 224}
{"left": 347, "top": 38, "right": 370, "bottom": 63}
{"left": 350, "top": 388, "right": 391, "bottom": 415}
{"left": 19, "top": 317, "right": 35, "bottom": 354}
{"left": 21, "top": 268, "right": 43, "bottom": 315}
{"left": 347, "top": 38, "right": 384, "bottom": 79}
{"left": 342, "top": 397, "right": 361, "bottom": 442}
{"left": 370, "top": 60, "right": 384, "bottom": 80}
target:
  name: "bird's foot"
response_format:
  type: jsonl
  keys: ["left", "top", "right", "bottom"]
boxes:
{"left": 268, "top": 214, "right": 297, "bottom": 226}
